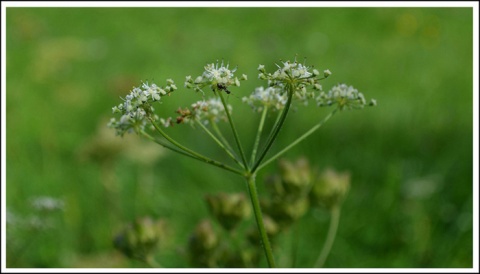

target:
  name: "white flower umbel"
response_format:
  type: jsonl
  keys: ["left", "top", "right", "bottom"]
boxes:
{"left": 109, "top": 80, "right": 177, "bottom": 136}
{"left": 107, "top": 58, "right": 376, "bottom": 269}
{"left": 184, "top": 60, "right": 246, "bottom": 94}
{"left": 193, "top": 98, "right": 232, "bottom": 124}
{"left": 165, "top": 98, "right": 233, "bottom": 127}
{"left": 316, "top": 84, "right": 376, "bottom": 110}
{"left": 258, "top": 59, "right": 327, "bottom": 90}
{"left": 242, "top": 86, "right": 288, "bottom": 112}
{"left": 255, "top": 58, "right": 327, "bottom": 109}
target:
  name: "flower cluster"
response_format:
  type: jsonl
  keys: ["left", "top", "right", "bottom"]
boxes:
{"left": 184, "top": 61, "right": 247, "bottom": 94}
{"left": 242, "top": 86, "right": 287, "bottom": 112}
{"left": 263, "top": 158, "right": 312, "bottom": 228}
{"left": 258, "top": 59, "right": 327, "bottom": 91}
{"left": 108, "top": 81, "right": 177, "bottom": 136}
{"left": 30, "top": 196, "right": 65, "bottom": 212}
{"left": 114, "top": 217, "right": 167, "bottom": 261}
{"left": 245, "top": 59, "right": 330, "bottom": 112}
{"left": 310, "top": 167, "right": 350, "bottom": 209}
{"left": 316, "top": 84, "right": 376, "bottom": 110}
{"left": 160, "top": 98, "right": 232, "bottom": 127}
{"left": 192, "top": 98, "right": 232, "bottom": 124}
{"left": 205, "top": 192, "right": 251, "bottom": 231}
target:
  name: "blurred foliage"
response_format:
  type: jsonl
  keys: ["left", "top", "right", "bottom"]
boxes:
{"left": 6, "top": 7, "right": 473, "bottom": 268}
{"left": 186, "top": 159, "right": 348, "bottom": 268}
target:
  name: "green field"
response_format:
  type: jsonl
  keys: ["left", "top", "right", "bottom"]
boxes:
{"left": 6, "top": 7, "right": 473, "bottom": 268}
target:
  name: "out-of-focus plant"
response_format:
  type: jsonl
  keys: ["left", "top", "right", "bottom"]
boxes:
{"left": 113, "top": 217, "right": 167, "bottom": 267}
{"left": 108, "top": 57, "right": 375, "bottom": 267}
{"left": 6, "top": 197, "right": 65, "bottom": 267}
{"left": 185, "top": 158, "right": 352, "bottom": 268}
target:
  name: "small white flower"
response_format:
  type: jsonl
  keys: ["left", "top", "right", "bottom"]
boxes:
{"left": 316, "top": 84, "right": 375, "bottom": 110}
{"left": 258, "top": 58, "right": 329, "bottom": 104}
{"left": 323, "top": 69, "right": 332, "bottom": 78}
{"left": 159, "top": 117, "right": 173, "bottom": 128}
{"left": 109, "top": 79, "right": 177, "bottom": 135}
{"left": 242, "top": 86, "right": 288, "bottom": 112}
{"left": 193, "top": 98, "right": 232, "bottom": 124}
{"left": 31, "top": 196, "right": 64, "bottom": 212}
{"left": 185, "top": 61, "right": 247, "bottom": 93}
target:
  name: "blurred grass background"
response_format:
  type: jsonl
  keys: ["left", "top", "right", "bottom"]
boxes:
{"left": 6, "top": 7, "right": 473, "bottom": 268}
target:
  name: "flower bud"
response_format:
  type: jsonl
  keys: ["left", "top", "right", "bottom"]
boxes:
{"left": 188, "top": 219, "right": 219, "bottom": 267}
{"left": 267, "top": 158, "right": 312, "bottom": 199}
{"left": 323, "top": 69, "right": 332, "bottom": 78}
{"left": 258, "top": 73, "right": 267, "bottom": 80}
{"left": 189, "top": 219, "right": 218, "bottom": 251}
{"left": 310, "top": 168, "right": 350, "bottom": 209}
{"left": 113, "top": 217, "right": 167, "bottom": 260}
{"left": 262, "top": 197, "right": 309, "bottom": 228}
{"left": 205, "top": 192, "right": 251, "bottom": 231}
{"left": 246, "top": 215, "right": 279, "bottom": 245}
{"left": 194, "top": 76, "right": 203, "bottom": 84}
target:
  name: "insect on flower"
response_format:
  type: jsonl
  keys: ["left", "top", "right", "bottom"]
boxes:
{"left": 216, "top": 83, "right": 231, "bottom": 94}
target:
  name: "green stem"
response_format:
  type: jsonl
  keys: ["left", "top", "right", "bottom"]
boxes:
{"left": 314, "top": 206, "right": 341, "bottom": 268}
{"left": 250, "top": 106, "right": 268, "bottom": 166}
{"left": 210, "top": 118, "right": 236, "bottom": 154}
{"left": 246, "top": 174, "right": 276, "bottom": 268}
{"left": 265, "top": 106, "right": 283, "bottom": 152}
{"left": 147, "top": 122, "right": 244, "bottom": 176}
{"left": 218, "top": 91, "right": 249, "bottom": 169}
{"left": 251, "top": 83, "right": 294, "bottom": 173}
{"left": 195, "top": 120, "right": 244, "bottom": 168}
{"left": 141, "top": 131, "right": 202, "bottom": 160}
{"left": 257, "top": 109, "right": 337, "bottom": 171}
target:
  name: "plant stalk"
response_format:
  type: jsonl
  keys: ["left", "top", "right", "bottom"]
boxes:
{"left": 251, "top": 82, "right": 294, "bottom": 173}
{"left": 257, "top": 109, "right": 337, "bottom": 171}
{"left": 250, "top": 106, "right": 269, "bottom": 166}
{"left": 314, "top": 206, "right": 341, "bottom": 268}
{"left": 146, "top": 123, "right": 244, "bottom": 176}
{"left": 246, "top": 174, "right": 276, "bottom": 268}
{"left": 218, "top": 91, "right": 249, "bottom": 169}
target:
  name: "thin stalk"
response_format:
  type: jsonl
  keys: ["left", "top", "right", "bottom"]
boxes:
{"left": 210, "top": 119, "right": 236, "bottom": 156}
{"left": 141, "top": 131, "right": 202, "bottom": 160}
{"left": 251, "top": 83, "right": 294, "bottom": 173}
{"left": 249, "top": 106, "right": 268, "bottom": 166}
{"left": 147, "top": 122, "right": 244, "bottom": 176}
{"left": 246, "top": 174, "right": 276, "bottom": 268}
{"left": 256, "top": 105, "right": 283, "bottom": 161}
{"left": 257, "top": 109, "right": 337, "bottom": 171}
{"left": 314, "top": 206, "right": 341, "bottom": 268}
{"left": 218, "top": 91, "right": 249, "bottom": 169}
{"left": 195, "top": 120, "right": 244, "bottom": 168}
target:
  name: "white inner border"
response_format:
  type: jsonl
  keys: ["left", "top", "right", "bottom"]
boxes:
{"left": 1, "top": 1, "right": 478, "bottom": 273}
